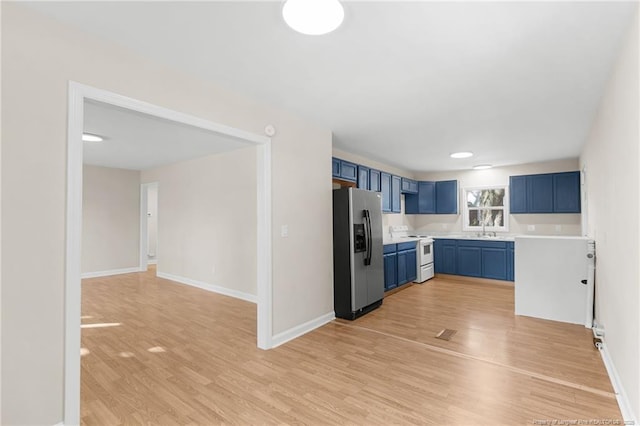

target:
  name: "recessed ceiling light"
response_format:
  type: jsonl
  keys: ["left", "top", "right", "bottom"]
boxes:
{"left": 282, "top": 0, "right": 344, "bottom": 36}
{"left": 450, "top": 151, "right": 473, "bottom": 159}
{"left": 82, "top": 133, "right": 104, "bottom": 142}
{"left": 473, "top": 164, "right": 493, "bottom": 170}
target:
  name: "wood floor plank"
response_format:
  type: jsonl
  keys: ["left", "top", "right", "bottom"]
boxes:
{"left": 81, "top": 267, "right": 622, "bottom": 425}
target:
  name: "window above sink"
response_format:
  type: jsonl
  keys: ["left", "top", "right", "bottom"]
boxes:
{"left": 462, "top": 185, "right": 510, "bottom": 233}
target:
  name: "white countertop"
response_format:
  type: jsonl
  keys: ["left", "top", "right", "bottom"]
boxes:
{"left": 383, "top": 237, "right": 421, "bottom": 245}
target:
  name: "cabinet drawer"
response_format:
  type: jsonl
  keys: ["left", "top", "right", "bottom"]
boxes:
{"left": 456, "top": 240, "right": 507, "bottom": 249}
{"left": 383, "top": 244, "right": 397, "bottom": 254}
{"left": 397, "top": 242, "right": 417, "bottom": 251}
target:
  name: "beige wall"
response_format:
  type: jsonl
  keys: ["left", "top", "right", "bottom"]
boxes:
{"left": 141, "top": 148, "right": 257, "bottom": 298}
{"left": 1, "top": 4, "right": 333, "bottom": 425}
{"left": 413, "top": 158, "right": 582, "bottom": 236}
{"left": 580, "top": 7, "right": 639, "bottom": 421}
{"left": 82, "top": 165, "right": 141, "bottom": 274}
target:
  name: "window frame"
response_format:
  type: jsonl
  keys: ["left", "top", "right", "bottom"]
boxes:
{"left": 462, "top": 185, "right": 510, "bottom": 232}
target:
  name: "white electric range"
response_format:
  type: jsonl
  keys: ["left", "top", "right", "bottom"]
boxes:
{"left": 389, "top": 226, "right": 434, "bottom": 283}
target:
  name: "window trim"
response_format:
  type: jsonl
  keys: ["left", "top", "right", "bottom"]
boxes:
{"left": 462, "top": 185, "right": 510, "bottom": 232}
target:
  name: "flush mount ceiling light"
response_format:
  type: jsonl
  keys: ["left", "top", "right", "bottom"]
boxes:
{"left": 82, "top": 133, "right": 104, "bottom": 142}
{"left": 450, "top": 151, "right": 473, "bottom": 159}
{"left": 282, "top": 0, "right": 344, "bottom": 35}
{"left": 473, "top": 164, "right": 493, "bottom": 170}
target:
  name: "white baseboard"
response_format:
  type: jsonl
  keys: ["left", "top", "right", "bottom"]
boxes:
{"left": 156, "top": 272, "right": 257, "bottom": 304}
{"left": 52, "top": 422, "right": 64, "bottom": 426}
{"left": 599, "top": 342, "right": 637, "bottom": 425}
{"left": 81, "top": 267, "right": 142, "bottom": 279}
{"left": 271, "top": 311, "right": 335, "bottom": 349}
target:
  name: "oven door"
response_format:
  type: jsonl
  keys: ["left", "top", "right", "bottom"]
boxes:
{"left": 419, "top": 239, "right": 434, "bottom": 265}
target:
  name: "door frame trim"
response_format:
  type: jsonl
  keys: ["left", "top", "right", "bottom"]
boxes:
{"left": 65, "top": 81, "right": 273, "bottom": 425}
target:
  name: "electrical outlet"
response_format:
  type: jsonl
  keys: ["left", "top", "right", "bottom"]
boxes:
{"left": 527, "top": 225, "right": 535, "bottom": 232}
{"left": 281, "top": 225, "right": 289, "bottom": 237}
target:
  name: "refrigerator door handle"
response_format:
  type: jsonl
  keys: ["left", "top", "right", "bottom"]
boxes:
{"left": 364, "top": 209, "right": 372, "bottom": 266}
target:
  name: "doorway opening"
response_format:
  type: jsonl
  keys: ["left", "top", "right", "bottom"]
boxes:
{"left": 66, "top": 82, "right": 273, "bottom": 425}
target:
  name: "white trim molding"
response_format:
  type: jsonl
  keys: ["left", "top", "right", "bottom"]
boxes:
{"left": 65, "top": 81, "right": 273, "bottom": 426}
{"left": 270, "top": 312, "right": 335, "bottom": 349}
{"left": 598, "top": 342, "right": 638, "bottom": 425}
{"left": 81, "top": 267, "right": 142, "bottom": 279}
{"left": 156, "top": 272, "right": 257, "bottom": 304}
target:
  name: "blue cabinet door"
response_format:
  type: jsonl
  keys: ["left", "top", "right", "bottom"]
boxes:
{"left": 397, "top": 250, "right": 408, "bottom": 285}
{"left": 369, "top": 169, "right": 381, "bottom": 192}
{"left": 553, "top": 171, "right": 581, "bottom": 213}
{"left": 506, "top": 242, "right": 515, "bottom": 281}
{"left": 401, "top": 178, "right": 418, "bottom": 194}
{"left": 457, "top": 246, "right": 482, "bottom": 277}
{"left": 381, "top": 172, "right": 392, "bottom": 212}
{"left": 406, "top": 249, "right": 417, "bottom": 282}
{"left": 510, "top": 175, "right": 527, "bottom": 214}
{"left": 481, "top": 248, "right": 508, "bottom": 280}
{"left": 384, "top": 252, "right": 398, "bottom": 291}
{"left": 357, "top": 166, "right": 370, "bottom": 190}
{"left": 441, "top": 242, "right": 457, "bottom": 275}
{"left": 332, "top": 158, "right": 340, "bottom": 178}
{"left": 436, "top": 180, "right": 458, "bottom": 214}
{"left": 340, "top": 160, "right": 358, "bottom": 182}
{"left": 391, "top": 175, "right": 402, "bottom": 213}
{"left": 527, "top": 174, "right": 554, "bottom": 213}
{"left": 418, "top": 181, "right": 436, "bottom": 214}
{"left": 433, "top": 239, "right": 443, "bottom": 273}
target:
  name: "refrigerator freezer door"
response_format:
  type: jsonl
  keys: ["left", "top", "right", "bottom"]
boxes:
{"left": 350, "top": 189, "right": 371, "bottom": 311}
{"left": 364, "top": 191, "right": 384, "bottom": 305}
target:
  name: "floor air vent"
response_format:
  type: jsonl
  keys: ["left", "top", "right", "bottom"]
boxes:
{"left": 436, "top": 329, "right": 457, "bottom": 341}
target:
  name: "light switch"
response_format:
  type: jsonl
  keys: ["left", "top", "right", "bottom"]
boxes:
{"left": 281, "top": 225, "right": 289, "bottom": 237}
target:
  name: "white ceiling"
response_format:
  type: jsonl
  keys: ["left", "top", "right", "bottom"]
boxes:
{"left": 83, "top": 100, "right": 251, "bottom": 170}
{"left": 30, "top": 1, "right": 636, "bottom": 172}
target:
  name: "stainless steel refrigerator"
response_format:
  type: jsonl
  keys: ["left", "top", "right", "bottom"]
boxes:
{"left": 333, "top": 188, "right": 384, "bottom": 320}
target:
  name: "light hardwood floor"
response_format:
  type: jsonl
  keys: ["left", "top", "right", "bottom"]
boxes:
{"left": 80, "top": 269, "right": 621, "bottom": 425}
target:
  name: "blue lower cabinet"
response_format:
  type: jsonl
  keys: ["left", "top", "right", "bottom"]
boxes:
{"left": 397, "top": 250, "right": 408, "bottom": 285}
{"left": 440, "top": 241, "right": 457, "bottom": 275}
{"left": 434, "top": 239, "right": 514, "bottom": 281}
{"left": 481, "top": 247, "right": 508, "bottom": 280}
{"left": 506, "top": 242, "right": 515, "bottom": 281}
{"left": 406, "top": 249, "right": 417, "bottom": 282}
{"left": 384, "top": 252, "right": 398, "bottom": 290}
{"left": 457, "top": 246, "right": 482, "bottom": 277}
{"left": 384, "top": 243, "right": 417, "bottom": 291}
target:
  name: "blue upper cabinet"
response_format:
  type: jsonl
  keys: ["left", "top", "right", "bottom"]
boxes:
{"left": 357, "top": 166, "right": 370, "bottom": 190}
{"left": 436, "top": 180, "right": 458, "bottom": 214}
{"left": 332, "top": 158, "right": 340, "bottom": 178}
{"left": 527, "top": 174, "right": 554, "bottom": 213}
{"left": 369, "top": 169, "right": 381, "bottom": 192}
{"left": 401, "top": 178, "right": 418, "bottom": 194}
{"left": 553, "top": 171, "right": 581, "bottom": 213}
{"left": 381, "top": 172, "right": 392, "bottom": 212}
{"left": 391, "top": 175, "right": 402, "bottom": 213}
{"left": 509, "top": 176, "right": 527, "bottom": 214}
{"left": 510, "top": 171, "right": 581, "bottom": 214}
{"left": 332, "top": 158, "right": 358, "bottom": 182}
{"left": 406, "top": 181, "right": 436, "bottom": 214}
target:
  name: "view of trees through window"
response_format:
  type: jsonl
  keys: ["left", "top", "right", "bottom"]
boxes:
{"left": 466, "top": 188, "right": 506, "bottom": 228}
